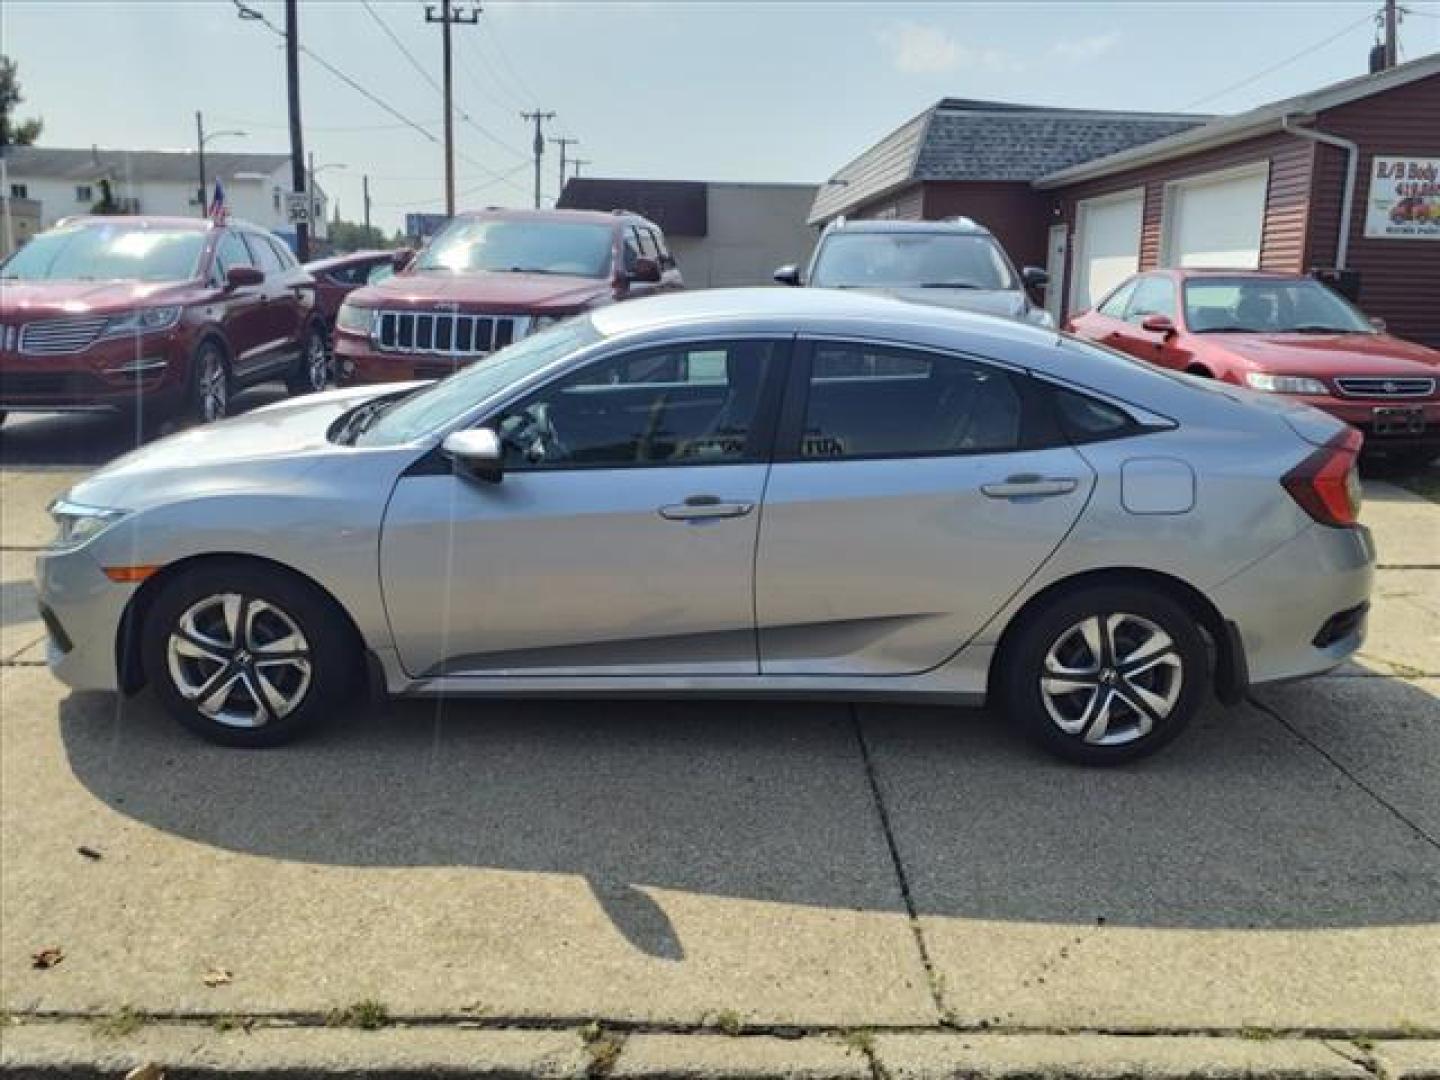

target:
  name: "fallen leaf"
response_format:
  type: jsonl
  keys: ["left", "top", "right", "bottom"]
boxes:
{"left": 125, "top": 1065, "right": 165, "bottom": 1080}
{"left": 31, "top": 947, "right": 63, "bottom": 970}
{"left": 77, "top": 846, "right": 102, "bottom": 861}
{"left": 202, "top": 967, "right": 232, "bottom": 988}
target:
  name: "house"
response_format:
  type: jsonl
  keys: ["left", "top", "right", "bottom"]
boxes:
{"left": 812, "top": 53, "right": 1440, "bottom": 347}
{"left": 0, "top": 146, "right": 329, "bottom": 247}
{"left": 558, "top": 178, "right": 819, "bottom": 288}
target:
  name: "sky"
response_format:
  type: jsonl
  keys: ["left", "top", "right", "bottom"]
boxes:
{"left": 4, "top": 0, "right": 1440, "bottom": 234}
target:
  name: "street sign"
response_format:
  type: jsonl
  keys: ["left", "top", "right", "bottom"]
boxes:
{"left": 285, "top": 192, "right": 312, "bottom": 226}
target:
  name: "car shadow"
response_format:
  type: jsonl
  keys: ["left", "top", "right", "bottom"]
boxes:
{"left": 57, "top": 682, "right": 1440, "bottom": 959}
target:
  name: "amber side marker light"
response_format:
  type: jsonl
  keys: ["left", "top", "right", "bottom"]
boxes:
{"left": 103, "top": 566, "right": 160, "bottom": 583}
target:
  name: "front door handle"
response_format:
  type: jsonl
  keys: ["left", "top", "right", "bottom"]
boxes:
{"left": 981, "top": 475, "right": 1079, "bottom": 499}
{"left": 658, "top": 495, "right": 755, "bottom": 521}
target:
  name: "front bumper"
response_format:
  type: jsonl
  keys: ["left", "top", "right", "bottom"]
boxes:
{"left": 0, "top": 333, "right": 189, "bottom": 413}
{"left": 333, "top": 331, "right": 486, "bottom": 386}
{"left": 1212, "top": 521, "right": 1375, "bottom": 686}
{"left": 1288, "top": 392, "right": 1440, "bottom": 451}
{"left": 34, "top": 545, "right": 135, "bottom": 693}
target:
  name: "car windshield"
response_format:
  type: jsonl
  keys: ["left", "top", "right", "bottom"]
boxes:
{"left": 1, "top": 223, "right": 206, "bottom": 282}
{"left": 809, "top": 232, "right": 1016, "bottom": 290}
{"left": 351, "top": 317, "right": 603, "bottom": 447}
{"left": 413, "top": 218, "right": 615, "bottom": 277}
{"left": 1183, "top": 277, "right": 1374, "bottom": 334}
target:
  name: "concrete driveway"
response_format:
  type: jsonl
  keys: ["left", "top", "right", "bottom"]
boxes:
{"left": 1, "top": 407, "right": 1436, "bottom": 1076}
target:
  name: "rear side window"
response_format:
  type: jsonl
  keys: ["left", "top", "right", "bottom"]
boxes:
{"left": 1050, "top": 386, "right": 1138, "bottom": 443}
{"left": 797, "top": 343, "right": 1020, "bottom": 459}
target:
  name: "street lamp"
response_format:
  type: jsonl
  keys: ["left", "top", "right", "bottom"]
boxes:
{"left": 308, "top": 158, "right": 346, "bottom": 236}
{"left": 196, "top": 112, "right": 246, "bottom": 217}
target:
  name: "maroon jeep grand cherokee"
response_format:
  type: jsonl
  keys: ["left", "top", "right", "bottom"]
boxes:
{"left": 0, "top": 216, "right": 328, "bottom": 426}
{"left": 333, "top": 208, "right": 681, "bottom": 385}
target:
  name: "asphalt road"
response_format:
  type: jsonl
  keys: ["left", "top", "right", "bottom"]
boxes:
{"left": 1, "top": 396, "right": 1437, "bottom": 1042}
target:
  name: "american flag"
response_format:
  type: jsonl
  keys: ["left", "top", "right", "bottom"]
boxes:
{"left": 208, "top": 178, "right": 226, "bottom": 223}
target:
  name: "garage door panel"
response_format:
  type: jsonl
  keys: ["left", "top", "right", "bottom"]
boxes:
{"left": 1165, "top": 166, "right": 1269, "bottom": 269}
{"left": 1072, "top": 191, "right": 1143, "bottom": 311}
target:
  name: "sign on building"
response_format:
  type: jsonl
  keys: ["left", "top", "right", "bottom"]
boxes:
{"left": 405, "top": 213, "right": 450, "bottom": 239}
{"left": 285, "top": 192, "right": 312, "bottom": 226}
{"left": 1364, "top": 156, "right": 1440, "bottom": 240}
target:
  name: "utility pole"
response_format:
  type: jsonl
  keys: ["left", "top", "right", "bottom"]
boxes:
{"left": 1383, "top": 0, "right": 1399, "bottom": 69}
{"left": 551, "top": 137, "right": 577, "bottom": 202}
{"left": 571, "top": 159, "right": 590, "bottom": 180}
{"left": 308, "top": 150, "right": 316, "bottom": 226}
{"left": 425, "top": 2, "right": 480, "bottom": 218}
{"left": 285, "top": 0, "right": 309, "bottom": 259}
{"left": 195, "top": 112, "right": 207, "bottom": 218}
{"left": 521, "top": 109, "right": 556, "bottom": 209}
{"left": 363, "top": 174, "right": 372, "bottom": 239}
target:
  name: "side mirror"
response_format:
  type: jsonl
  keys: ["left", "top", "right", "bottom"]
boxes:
{"left": 628, "top": 256, "right": 662, "bottom": 284}
{"left": 1369, "top": 316, "right": 1387, "bottom": 333}
{"left": 442, "top": 427, "right": 503, "bottom": 483}
{"left": 1021, "top": 266, "right": 1049, "bottom": 291}
{"left": 1141, "top": 313, "right": 1176, "bottom": 337}
{"left": 225, "top": 265, "right": 264, "bottom": 289}
{"left": 392, "top": 248, "right": 414, "bottom": 272}
{"left": 773, "top": 264, "right": 802, "bottom": 287}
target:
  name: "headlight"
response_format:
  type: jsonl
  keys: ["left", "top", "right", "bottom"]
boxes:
{"left": 1245, "top": 372, "right": 1328, "bottom": 395}
{"left": 48, "top": 499, "right": 127, "bottom": 552}
{"left": 99, "top": 306, "right": 182, "bottom": 340}
{"left": 336, "top": 302, "right": 374, "bottom": 335}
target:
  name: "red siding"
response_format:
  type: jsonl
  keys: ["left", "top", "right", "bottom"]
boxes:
{"left": 1308, "top": 74, "right": 1440, "bottom": 348}
{"left": 921, "top": 182, "right": 1051, "bottom": 269}
{"left": 1052, "top": 132, "right": 1316, "bottom": 318}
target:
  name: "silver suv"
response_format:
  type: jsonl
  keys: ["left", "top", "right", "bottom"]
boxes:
{"left": 775, "top": 217, "right": 1053, "bottom": 327}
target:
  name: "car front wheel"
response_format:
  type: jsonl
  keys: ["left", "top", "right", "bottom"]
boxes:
{"left": 141, "top": 561, "right": 355, "bottom": 747}
{"left": 1002, "top": 585, "right": 1208, "bottom": 764}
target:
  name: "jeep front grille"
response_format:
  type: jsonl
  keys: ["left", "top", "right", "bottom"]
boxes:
{"left": 1334, "top": 376, "right": 1435, "bottom": 398}
{"left": 373, "top": 310, "right": 530, "bottom": 356}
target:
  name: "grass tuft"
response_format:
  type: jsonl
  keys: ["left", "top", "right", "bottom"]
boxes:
{"left": 325, "top": 999, "right": 389, "bottom": 1030}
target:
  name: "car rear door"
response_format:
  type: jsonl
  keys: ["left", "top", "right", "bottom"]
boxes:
{"left": 754, "top": 338, "right": 1093, "bottom": 676}
{"left": 378, "top": 337, "right": 788, "bottom": 678}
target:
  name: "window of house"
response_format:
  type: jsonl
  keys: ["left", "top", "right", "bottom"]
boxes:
{"left": 9, "top": 183, "right": 27, "bottom": 199}
{"left": 75, "top": 185, "right": 93, "bottom": 203}
{"left": 798, "top": 343, "right": 1021, "bottom": 459}
{"left": 495, "top": 340, "right": 780, "bottom": 469}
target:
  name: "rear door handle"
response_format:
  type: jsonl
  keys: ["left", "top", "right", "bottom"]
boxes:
{"left": 981, "top": 475, "right": 1079, "bottom": 499}
{"left": 658, "top": 495, "right": 755, "bottom": 521}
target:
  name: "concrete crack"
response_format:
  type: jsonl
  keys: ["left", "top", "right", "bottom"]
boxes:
{"left": 1249, "top": 693, "right": 1440, "bottom": 855}
{"left": 849, "top": 705, "right": 948, "bottom": 1025}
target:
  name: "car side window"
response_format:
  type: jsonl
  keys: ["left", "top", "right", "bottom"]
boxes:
{"left": 797, "top": 343, "right": 1020, "bottom": 459}
{"left": 366, "top": 263, "right": 395, "bottom": 285}
{"left": 243, "top": 233, "right": 285, "bottom": 277}
{"left": 1050, "top": 386, "right": 1137, "bottom": 443}
{"left": 268, "top": 237, "right": 297, "bottom": 269}
{"left": 1096, "top": 279, "right": 1137, "bottom": 318}
{"left": 493, "top": 340, "right": 781, "bottom": 469}
{"left": 211, "top": 231, "right": 254, "bottom": 284}
{"left": 635, "top": 227, "right": 659, "bottom": 260}
{"left": 647, "top": 227, "right": 674, "bottom": 268}
{"left": 1125, "top": 276, "right": 1177, "bottom": 323}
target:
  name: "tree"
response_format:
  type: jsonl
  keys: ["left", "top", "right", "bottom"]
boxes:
{"left": 0, "top": 55, "right": 43, "bottom": 148}
{"left": 328, "top": 216, "right": 391, "bottom": 252}
{"left": 90, "top": 177, "right": 130, "bottom": 216}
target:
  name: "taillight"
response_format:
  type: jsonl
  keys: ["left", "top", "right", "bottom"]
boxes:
{"left": 1282, "top": 427, "right": 1363, "bottom": 527}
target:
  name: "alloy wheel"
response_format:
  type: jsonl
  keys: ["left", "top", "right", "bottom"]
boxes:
{"left": 306, "top": 332, "right": 330, "bottom": 391}
{"left": 199, "top": 351, "right": 228, "bottom": 421}
{"left": 1039, "top": 613, "right": 1184, "bottom": 746}
{"left": 165, "top": 593, "right": 312, "bottom": 728}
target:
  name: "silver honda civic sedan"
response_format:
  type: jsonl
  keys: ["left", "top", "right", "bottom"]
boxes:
{"left": 36, "top": 288, "right": 1374, "bottom": 764}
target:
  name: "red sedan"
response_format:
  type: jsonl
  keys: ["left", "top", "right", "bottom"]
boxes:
{"left": 1066, "top": 269, "right": 1439, "bottom": 466}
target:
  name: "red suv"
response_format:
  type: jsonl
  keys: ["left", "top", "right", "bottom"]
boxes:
{"left": 1067, "top": 268, "right": 1440, "bottom": 466}
{"left": 303, "top": 248, "right": 408, "bottom": 332}
{"left": 333, "top": 208, "right": 681, "bottom": 385}
{"left": 0, "top": 216, "right": 329, "bottom": 426}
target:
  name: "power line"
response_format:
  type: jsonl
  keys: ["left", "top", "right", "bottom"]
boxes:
{"left": 478, "top": 14, "right": 541, "bottom": 108}
{"left": 211, "top": 115, "right": 441, "bottom": 132}
{"left": 370, "top": 161, "right": 531, "bottom": 208}
{"left": 1177, "top": 10, "right": 1377, "bottom": 110}
{"left": 361, "top": 0, "right": 442, "bottom": 95}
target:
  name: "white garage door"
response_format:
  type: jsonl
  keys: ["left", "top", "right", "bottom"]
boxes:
{"left": 1162, "top": 163, "right": 1269, "bottom": 268}
{"left": 1071, "top": 189, "right": 1143, "bottom": 312}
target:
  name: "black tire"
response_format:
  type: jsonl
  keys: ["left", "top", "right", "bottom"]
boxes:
{"left": 141, "top": 561, "right": 356, "bottom": 747}
{"left": 1001, "top": 584, "right": 1209, "bottom": 765}
{"left": 286, "top": 323, "right": 330, "bottom": 395}
{"left": 190, "top": 340, "right": 231, "bottom": 424}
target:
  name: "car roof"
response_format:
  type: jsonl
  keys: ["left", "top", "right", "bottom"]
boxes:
{"left": 454, "top": 207, "right": 659, "bottom": 231}
{"left": 55, "top": 214, "right": 213, "bottom": 232}
{"left": 1161, "top": 268, "right": 1315, "bottom": 281}
{"left": 823, "top": 217, "right": 993, "bottom": 236}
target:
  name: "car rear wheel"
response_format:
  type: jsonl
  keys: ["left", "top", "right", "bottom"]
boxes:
{"left": 191, "top": 342, "right": 230, "bottom": 423}
{"left": 286, "top": 324, "right": 330, "bottom": 395}
{"left": 1002, "top": 585, "right": 1208, "bottom": 764}
{"left": 141, "top": 562, "right": 355, "bottom": 747}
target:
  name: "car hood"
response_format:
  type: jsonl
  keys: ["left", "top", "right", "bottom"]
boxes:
{"left": 0, "top": 279, "right": 199, "bottom": 318}
{"left": 849, "top": 286, "right": 1038, "bottom": 323}
{"left": 1201, "top": 331, "right": 1440, "bottom": 376}
{"left": 66, "top": 383, "right": 421, "bottom": 512}
{"left": 348, "top": 269, "right": 612, "bottom": 314}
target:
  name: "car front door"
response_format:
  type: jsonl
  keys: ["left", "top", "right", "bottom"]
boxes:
{"left": 379, "top": 337, "right": 788, "bottom": 678}
{"left": 755, "top": 339, "right": 1094, "bottom": 675}
{"left": 242, "top": 233, "right": 302, "bottom": 369}
{"left": 211, "top": 230, "right": 268, "bottom": 375}
{"left": 1073, "top": 277, "right": 1137, "bottom": 352}
{"left": 1119, "top": 274, "right": 1189, "bottom": 370}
